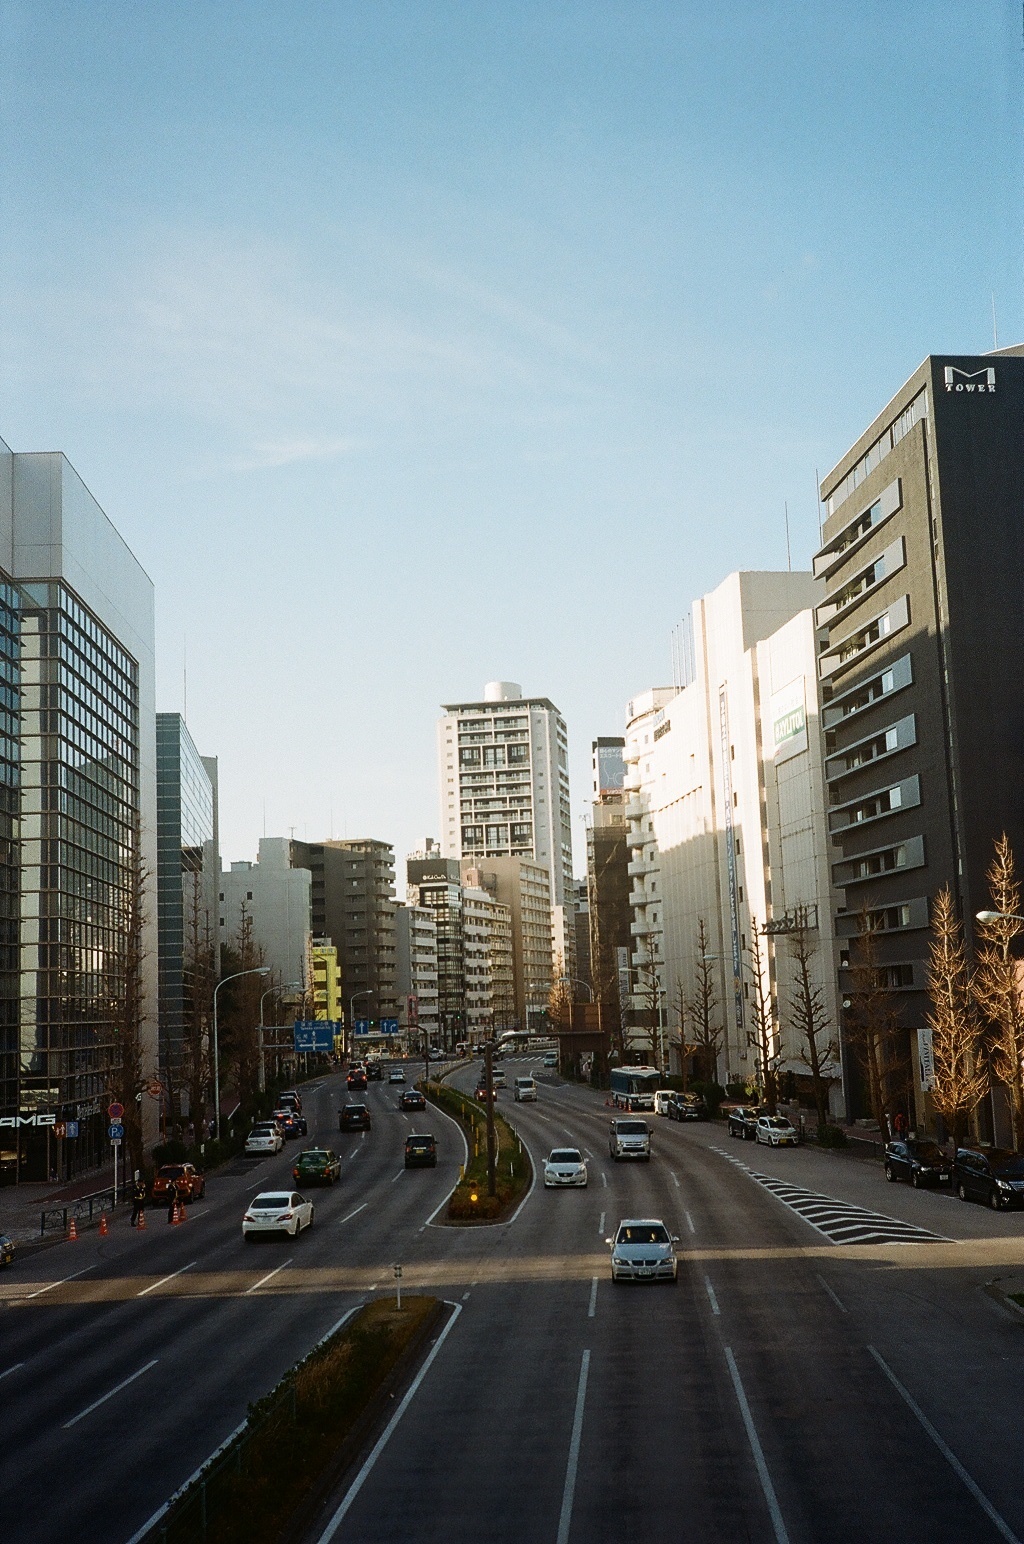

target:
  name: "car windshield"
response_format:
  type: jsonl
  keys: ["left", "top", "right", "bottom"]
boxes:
{"left": 157, "top": 1165, "right": 185, "bottom": 1178}
{"left": 345, "top": 1106, "right": 366, "bottom": 1115}
{"left": 251, "top": 1195, "right": 291, "bottom": 1209}
{"left": 764, "top": 1118, "right": 792, "bottom": 1128}
{"left": 407, "top": 1138, "right": 433, "bottom": 1149}
{"left": 301, "top": 1151, "right": 328, "bottom": 1162}
{"left": 909, "top": 1142, "right": 944, "bottom": 1162}
{"left": 549, "top": 1150, "right": 582, "bottom": 1164}
{"left": 617, "top": 1121, "right": 648, "bottom": 1135}
{"left": 618, "top": 1225, "right": 670, "bottom": 1245}
{"left": 993, "top": 1156, "right": 1024, "bottom": 1177}
{"left": 250, "top": 1126, "right": 273, "bottom": 1135}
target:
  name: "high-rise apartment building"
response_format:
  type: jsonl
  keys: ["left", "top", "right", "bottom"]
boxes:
{"left": 586, "top": 791, "right": 631, "bottom": 1040}
{"left": 462, "top": 857, "right": 552, "bottom": 1032}
{"left": 394, "top": 903, "right": 439, "bottom": 1044}
{"left": 290, "top": 839, "right": 398, "bottom": 1025}
{"left": 461, "top": 884, "right": 515, "bottom": 1035}
{"left": 816, "top": 348, "right": 1024, "bottom": 1132}
{"left": 0, "top": 437, "right": 157, "bottom": 1180}
{"left": 309, "top": 939, "right": 342, "bottom": 1023}
{"left": 406, "top": 846, "right": 464, "bottom": 1049}
{"left": 156, "top": 714, "right": 217, "bottom": 1114}
{"left": 623, "top": 572, "right": 841, "bottom": 1104}
{"left": 437, "top": 681, "right": 574, "bottom": 918}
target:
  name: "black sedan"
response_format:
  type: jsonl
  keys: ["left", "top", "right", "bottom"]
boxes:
{"left": 884, "top": 1138, "right": 951, "bottom": 1188}
{"left": 339, "top": 1103, "right": 372, "bottom": 1133}
{"left": 727, "top": 1106, "right": 760, "bottom": 1140}
{"left": 400, "top": 1089, "right": 427, "bottom": 1111}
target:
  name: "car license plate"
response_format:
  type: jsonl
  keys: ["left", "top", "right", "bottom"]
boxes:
{"left": 638, "top": 1268, "right": 653, "bottom": 1277}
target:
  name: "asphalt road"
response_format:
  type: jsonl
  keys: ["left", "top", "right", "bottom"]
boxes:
{"left": 4, "top": 1061, "right": 1024, "bottom": 1544}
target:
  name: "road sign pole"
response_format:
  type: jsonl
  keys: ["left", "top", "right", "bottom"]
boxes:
{"left": 113, "top": 1139, "right": 118, "bottom": 1207}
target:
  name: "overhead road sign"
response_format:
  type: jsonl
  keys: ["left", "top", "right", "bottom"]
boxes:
{"left": 294, "top": 1020, "right": 338, "bottom": 1052}
{"left": 353, "top": 1020, "right": 372, "bottom": 1037}
{"left": 380, "top": 1018, "right": 399, "bottom": 1036}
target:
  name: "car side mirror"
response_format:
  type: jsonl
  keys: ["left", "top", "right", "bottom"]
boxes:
{"left": 604, "top": 1237, "right": 613, "bottom": 1245}
{"left": 672, "top": 1235, "right": 680, "bottom": 1243}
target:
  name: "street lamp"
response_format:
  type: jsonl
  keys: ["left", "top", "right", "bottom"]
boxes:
{"left": 976, "top": 911, "right": 1024, "bottom": 924}
{"left": 259, "top": 982, "right": 300, "bottom": 1092}
{"left": 558, "top": 975, "right": 595, "bottom": 1002}
{"left": 212, "top": 967, "right": 270, "bottom": 1139}
{"left": 348, "top": 989, "right": 373, "bottom": 1062}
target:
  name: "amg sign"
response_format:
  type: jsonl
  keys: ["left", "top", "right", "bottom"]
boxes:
{"left": 944, "top": 366, "right": 995, "bottom": 393}
{"left": 0, "top": 1114, "right": 56, "bottom": 1128}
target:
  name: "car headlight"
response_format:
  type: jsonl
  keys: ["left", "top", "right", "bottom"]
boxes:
{"left": 611, "top": 1255, "right": 628, "bottom": 1266}
{"left": 998, "top": 1180, "right": 1013, "bottom": 1192}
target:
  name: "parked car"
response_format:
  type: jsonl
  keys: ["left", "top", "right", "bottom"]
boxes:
{"left": 755, "top": 1115, "right": 799, "bottom": 1147}
{"left": 727, "top": 1106, "right": 760, "bottom": 1140}
{"left": 544, "top": 1148, "right": 588, "bottom": 1188}
{"left": 388, "top": 1068, "right": 406, "bottom": 1085}
{"left": 339, "top": 1103, "right": 372, "bottom": 1133}
{"left": 273, "top": 1108, "right": 308, "bottom": 1138}
{"left": 609, "top": 1118, "right": 652, "bottom": 1161}
{"left": 514, "top": 1077, "right": 538, "bottom": 1102}
{"left": 653, "top": 1090, "right": 675, "bottom": 1117}
{"left": 606, "top": 1218, "right": 679, "bottom": 1282}
{"left": 404, "top": 1133, "right": 438, "bottom": 1168}
{"left": 542, "top": 1051, "right": 559, "bottom": 1068}
{"left": 884, "top": 1138, "right": 951, "bottom": 1188}
{"left": 953, "top": 1146, "right": 1024, "bottom": 1209}
{"left": 242, "top": 1190, "right": 313, "bottom": 1240}
{"left": 245, "top": 1124, "right": 284, "bottom": 1155}
{"left": 669, "top": 1092, "right": 706, "bottom": 1122}
{"left": 0, "top": 1232, "right": 15, "bottom": 1267}
{"left": 277, "top": 1090, "right": 302, "bottom": 1113}
{"left": 292, "top": 1148, "right": 341, "bottom": 1186}
{"left": 151, "top": 1162, "right": 206, "bottom": 1203}
{"left": 400, "top": 1089, "right": 426, "bottom": 1111}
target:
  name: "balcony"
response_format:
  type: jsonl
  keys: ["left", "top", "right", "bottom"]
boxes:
{"left": 630, "top": 916, "right": 662, "bottom": 939}
{"left": 627, "top": 855, "right": 657, "bottom": 878}
{"left": 624, "top": 797, "right": 646, "bottom": 821}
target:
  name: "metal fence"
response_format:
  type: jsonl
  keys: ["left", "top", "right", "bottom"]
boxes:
{"left": 40, "top": 1185, "right": 121, "bottom": 1237}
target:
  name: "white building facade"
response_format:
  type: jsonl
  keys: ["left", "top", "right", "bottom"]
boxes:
{"left": 220, "top": 837, "right": 312, "bottom": 990}
{"left": 394, "top": 903, "right": 439, "bottom": 1044}
{"left": 624, "top": 572, "right": 843, "bottom": 1111}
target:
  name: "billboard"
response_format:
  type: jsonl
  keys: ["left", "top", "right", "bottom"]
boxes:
{"left": 770, "top": 677, "right": 808, "bottom": 762}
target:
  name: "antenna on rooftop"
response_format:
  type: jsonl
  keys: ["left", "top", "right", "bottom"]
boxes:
{"left": 992, "top": 291, "right": 999, "bottom": 350}
{"left": 784, "top": 501, "right": 792, "bottom": 572}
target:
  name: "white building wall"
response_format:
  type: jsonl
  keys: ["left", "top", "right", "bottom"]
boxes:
{"left": 395, "top": 904, "right": 439, "bottom": 1038}
{"left": 220, "top": 837, "right": 312, "bottom": 988}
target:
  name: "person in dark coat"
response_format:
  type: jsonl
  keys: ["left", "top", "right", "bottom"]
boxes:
{"left": 130, "top": 1172, "right": 147, "bottom": 1227}
{"left": 166, "top": 1177, "right": 180, "bottom": 1224}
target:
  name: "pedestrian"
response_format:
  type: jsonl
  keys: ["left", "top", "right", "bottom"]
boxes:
{"left": 166, "top": 1176, "right": 179, "bottom": 1224}
{"left": 894, "top": 1110, "right": 908, "bottom": 1141}
{"left": 130, "top": 1171, "right": 147, "bottom": 1228}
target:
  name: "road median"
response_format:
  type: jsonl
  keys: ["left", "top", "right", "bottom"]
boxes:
{"left": 422, "top": 1077, "right": 532, "bottom": 1223}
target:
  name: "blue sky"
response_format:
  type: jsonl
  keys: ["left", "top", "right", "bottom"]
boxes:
{"left": 1, "top": 1, "right": 1021, "bottom": 874}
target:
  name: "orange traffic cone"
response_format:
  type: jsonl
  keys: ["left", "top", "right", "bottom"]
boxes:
{"left": 67, "top": 1217, "right": 78, "bottom": 1241}
{"left": 137, "top": 1209, "right": 147, "bottom": 1231}
{"left": 98, "top": 1212, "right": 109, "bottom": 1236}
{"left": 172, "top": 1201, "right": 183, "bottom": 1226}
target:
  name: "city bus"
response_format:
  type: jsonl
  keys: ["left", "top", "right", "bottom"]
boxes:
{"left": 609, "top": 1066, "right": 661, "bottom": 1111}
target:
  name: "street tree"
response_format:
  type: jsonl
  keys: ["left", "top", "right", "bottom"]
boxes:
{"left": 181, "top": 867, "right": 216, "bottom": 1135}
{"left": 685, "top": 919, "right": 723, "bottom": 1085}
{"left": 746, "top": 927, "right": 778, "bottom": 1113}
{"left": 974, "top": 834, "right": 1024, "bottom": 1149}
{"left": 670, "top": 982, "right": 701, "bottom": 1091}
{"left": 107, "top": 836, "right": 149, "bottom": 1177}
{"left": 926, "top": 885, "right": 988, "bottom": 1148}
{"left": 784, "top": 923, "right": 836, "bottom": 1136}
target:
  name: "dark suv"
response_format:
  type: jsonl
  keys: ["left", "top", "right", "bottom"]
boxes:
{"left": 404, "top": 1134, "right": 437, "bottom": 1168}
{"left": 339, "top": 1103, "right": 371, "bottom": 1133}
{"left": 884, "top": 1138, "right": 951, "bottom": 1188}
{"left": 953, "top": 1147, "right": 1024, "bottom": 1210}
{"left": 727, "top": 1107, "right": 760, "bottom": 1140}
{"left": 668, "top": 1092, "right": 706, "bottom": 1122}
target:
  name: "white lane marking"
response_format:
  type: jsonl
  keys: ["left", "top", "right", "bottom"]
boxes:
{"left": 63, "top": 1359, "right": 159, "bottom": 1429}
{"left": 313, "top": 1302, "right": 464, "bottom": 1542}
{"left": 817, "top": 1274, "right": 847, "bottom": 1313}
{"left": 556, "top": 1349, "right": 591, "bottom": 1544}
{"left": 339, "top": 1203, "right": 368, "bottom": 1226}
{"left": 588, "top": 1277, "right": 598, "bottom": 1318}
{"left": 123, "top": 1416, "right": 249, "bottom": 1544}
{"left": 22, "top": 1265, "right": 95, "bottom": 1301}
{"left": 600, "top": 1171, "right": 608, "bottom": 1188}
{"left": 563, "top": 1128, "right": 577, "bottom": 1139}
{"left": 422, "top": 1093, "right": 471, "bottom": 1226}
{"left": 245, "top": 1257, "right": 293, "bottom": 1295}
{"left": 671, "top": 1171, "right": 681, "bottom": 1188}
{"left": 584, "top": 1149, "right": 594, "bottom": 1159}
{"left": 598, "top": 1211, "right": 606, "bottom": 1235}
{"left": 685, "top": 1211, "right": 696, "bottom": 1234}
{"left": 0, "top": 1361, "right": 25, "bottom": 1381}
{"left": 867, "top": 1347, "right": 1022, "bottom": 1544}
{"left": 724, "top": 1346, "right": 791, "bottom": 1544}
{"left": 505, "top": 1128, "right": 538, "bottom": 1224}
{"left": 136, "top": 1261, "right": 197, "bottom": 1298}
{"left": 704, "top": 1276, "right": 721, "bottom": 1316}
{"left": 462, "top": 1290, "right": 471, "bottom": 1301}
{"left": 391, "top": 1170, "right": 404, "bottom": 1183}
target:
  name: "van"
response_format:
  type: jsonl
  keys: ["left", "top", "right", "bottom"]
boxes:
{"left": 608, "top": 1118, "right": 652, "bottom": 1161}
{"left": 514, "top": 1077, "right": 538, "bottom": 1102}
{"left": 542, "top": 1051, "right": 558, "bottom": 1068}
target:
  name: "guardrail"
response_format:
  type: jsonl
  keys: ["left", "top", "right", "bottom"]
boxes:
{"left": 40, "top": 1184, "right": 121, "bottom": 1237}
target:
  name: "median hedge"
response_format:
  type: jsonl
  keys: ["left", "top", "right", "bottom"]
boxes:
{"left": 422, "top": 1077, "right": 532, "bottom": 1222}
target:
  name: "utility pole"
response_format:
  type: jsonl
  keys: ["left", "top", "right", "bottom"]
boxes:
{"left": 484, "top": 1037, "right": 497, "bottom": 1197}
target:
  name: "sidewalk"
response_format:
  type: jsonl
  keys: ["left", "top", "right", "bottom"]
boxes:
{"left": 0, "top": 1163, "right": 121, "bottom": 1248}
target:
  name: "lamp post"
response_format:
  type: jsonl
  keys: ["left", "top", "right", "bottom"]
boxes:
{"left": 348, "top": 989, "right": 372, "bottom": 1062}
{"left": 259, "top": 982, "right": 300, "bottom": 1092}
{"left": 558, "top": 975, "right": 595, "bottom": 1002}
{"left": 976, "top": 911, "right": 1024, "bottom": 924}
{"left": 212, "top": 967, "right": 270, "bottom": 1139}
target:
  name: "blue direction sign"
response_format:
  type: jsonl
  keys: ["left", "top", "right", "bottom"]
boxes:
{"left": 353, "top": 1019, "right": 372, "bottom": 1036}
{"left": 108, "top": 1122, "right": 124, "bottom": 1140}
{"left": 65, "top": 1121, "right": 79, "bottom": 1139}
{"left": 379, "top": 1018, "right": 399, "bottom": 1036}
{"left": 293, "top": 1020, "right": 338, "bottom": 1052}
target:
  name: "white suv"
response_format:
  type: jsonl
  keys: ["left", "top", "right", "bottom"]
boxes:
{"left": 514, "top": 1077, "right": 538, "bottom": 1102}
{"left": 609, "top": 1119, "right": 652, "bottom": 1161}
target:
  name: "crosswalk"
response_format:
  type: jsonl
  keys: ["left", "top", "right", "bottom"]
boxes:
{"left": 710, "top": 1147, "right": 952, "bottom": 1246}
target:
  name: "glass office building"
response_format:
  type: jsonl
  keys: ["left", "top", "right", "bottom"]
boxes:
{"left": 0, "top": 577, "right": 20, "bottom": 1179}
{"left": 156, "top": 714, "right": 216, "bottom": 1116}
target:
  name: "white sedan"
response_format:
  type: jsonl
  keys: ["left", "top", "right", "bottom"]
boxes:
{"left": 755, "top": 1115, "right": 799, "bottom": 1147}
{"left": 388, "top": 1068, "right": 406, "bottom": 1084}
{"left": 245, "top": 1124, "right": 284, "bottom": 1154}
{"left": 243, "top": 1191, "right": 314, "bottom": 1240}
{"left": 544, "top": 1148, "right": 588, "bottom": 1188}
